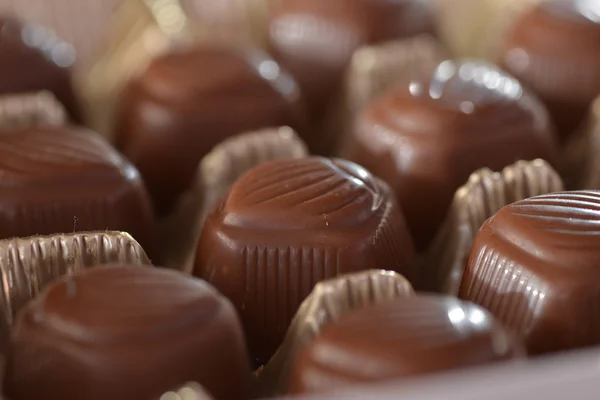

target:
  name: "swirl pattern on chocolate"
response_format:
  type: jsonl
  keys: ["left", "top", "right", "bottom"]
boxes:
{"left": 460, "top": 190, "right": 600, "bottom": 354}
{"left": 195, "top": 157, "right": 416, "bottom": 363}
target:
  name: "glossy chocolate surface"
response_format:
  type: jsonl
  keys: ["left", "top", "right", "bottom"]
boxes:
{"left": 345, "top": 60, "right": 559, "bottom": 251}
{"left": 4, "top": 265, "right": 251, "bottom": 400}
{"left": 460, "top": 190, "right": 600, "bottom": 355}
{"left": 0, "top": 125, "right": 155, "bottom": 252}
{"left": 194, "top": 157, "right": 417, "bottom": 363}
{"left": 289, "top": 295, "right": 522, "bottom": 394}
{"left": 0, "top": 18, "right": 80, "bottom": 121}
{"left": 114, "top": 46, "right": 306, "bottom": 215}
{"left": 499, "top": 0, "right": 600, "bottom": 141}
{"left": 267, "top": 0, "right": 435, "bottom": 134}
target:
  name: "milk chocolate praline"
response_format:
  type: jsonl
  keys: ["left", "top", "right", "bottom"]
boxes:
{"left": 499, "top": 0, "right": 600, "bottom": 141}
{"left": 0, "top": 18, "right": 80, "bottom": 121}
{"left": 289, "top": 295, "right": 523, "bottom": 394}
{"left": 194, "top": 157, "right": 417, "bottom": 363}
{"left": 345, "top": 60, "right": 559, "bottom": 252}
{"left": 267, "top": 0, "right": 435, "bottom": 150}
{"left": 114, "top": 46, "right": 306, "bottom": 215}
{"left": 0, "top": 125, "right": 155, "bottom": 253}
{"left": 460, "top": 190, "right": 600, "bottom": 355}
{"left": 4, "top": 265, "right": 251, "bottom": 400}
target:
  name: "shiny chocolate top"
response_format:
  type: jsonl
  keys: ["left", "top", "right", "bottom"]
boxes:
{"left": 0, "top": 125, "right": 155, "bottom": 252}
{"left": 0, "top": 18, "right": 80, "bottom": 121}
{"left": 267, "top": 0, "right": 434, "bottom": 119}
{"left": 5, "top": 265, "right": 251, "bottom": 400}
{"left": 460, "top": 190, "right": 600, "bottom": 354}
{"left": 348, "top": 60, "right": 558, "bottom": 251}
{"left": 195, "top": 157, "right": 416, "bottom": 363}
{"left": 289, "top": 295, "right": 522, "bottom": 394}
{"left": 115, "top": 46, "right": 305, "bottom": 215}
{"left": 499, "top": 0, "right": 600, "bottom": 140}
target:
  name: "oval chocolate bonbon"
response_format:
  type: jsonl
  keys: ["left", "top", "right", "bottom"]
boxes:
{"left": 194, "top": 157, "right": 417, "bottom": 363}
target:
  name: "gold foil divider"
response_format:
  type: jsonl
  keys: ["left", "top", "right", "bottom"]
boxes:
{"left": 562, "top": 96, "right": 600, "bottom": 190}
{"left": 0, "top": 231, "right": 151, "bottom": 328}
{"left": 434, "top": 0, "right": 540, "bottom": 59}
{"left": 421, "top": 159, "right": 564, "bottom": 295}
{"left": 259, "top": 270, "right": 414, "bottom": 396}
{"left": 160, "top": 126, "right": 308, "bottom": 273}
{"left": 0, "top": 92, "right": 67, "bottom": 130}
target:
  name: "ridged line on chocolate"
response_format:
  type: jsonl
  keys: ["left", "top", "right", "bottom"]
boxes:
{"left": 160, "top": 382, "right": 213, "bottom": 400}
{"left": 258, "top": 270, "right": 413, "bottom": 396}
{"left": 434, "top": 0, "right": 540, "bottom": 59}
{"left": 0, "top": 92, "right": 66, "bottom": 131}
{"left": 421, "top": 159, "right": 563, "bottom": 295}
{"left": 562, "top": 96, "right": 600, "bottom": 190}
{"left": 160, "top": 127, "right": 308, "bottom": 272}
{"left": 0, "top": 231, "right": 150, "bottom": 327}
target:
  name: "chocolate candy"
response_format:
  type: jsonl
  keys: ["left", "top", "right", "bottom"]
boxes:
{"left": 0, "top": 18, "right": 80, "bottom": 121}
{"left": 499, "top": 0, "right": 600, "bottom": 141}
{"left": 0, "top": 125, "right": 155, "bottom": 252}
{"left": 4, "top": 265, "right": 251, "bottom": 400}
{"left": 194, "top": 157, "right": 417, "bottom": 363}
{"left": 0, "top": 231, "right": 150, "bottom": 329}
{"left": 0, "top": 91, "right": 66, "bottom": 131}
{"left": 345, "top": 60, "right": 559, "bottom": 251}
{"left": 460, "top": 190, "right": 600, "bottom": 355}
{"left": 115, "top": 46, "right": 305, "bottom": 215}
{"left": 422, "top": 159, "right": 563, "bottom": 294}
{"left": 267, "top": 0, "right": 435, "bottom": 154}
{"left": 289, "top": 295, "right": 523, "bottom": 394}
{"left": 260, "top": 270, "right": 414, "bottom": 396}
{"left": 161, "top": 126, "right": 308, "bottom": 273}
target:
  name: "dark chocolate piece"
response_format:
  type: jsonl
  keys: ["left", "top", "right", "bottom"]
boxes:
{"left": 114, "top": 46, "right": 306, "bottom": 215}
{"left": 499, "top": 0, "right": 600, "bottom": 141}
{"left": 289, "top": 295, "right": 523, "bottom": 394}
{"left": 260, "top": 270, "right": 414, "bottom": 396}
{"left": 0, "top": 18, "right": 80, "bottom": 121}
{"left": 421, "top": 159, "right": 563, "bottom": 295}
{"left": 344, "top": 60, "right": 559, "bottom": 251}
{"left": 0, "top": 125, "right": 155, "bottom": 253}
{"left": 4, "top": 265, "right": 251, "bottom": 400}
{"left": 460, "top": 190, "right": 600, "bottom": 355}
{"left": 194, "top": 157, "right": 417, "bottom": 363}
{"left": 0, "top": 231, "right": 150, "bottom": 329}
{"left": 267, "top": 0, "right": 435, "bottom": 154}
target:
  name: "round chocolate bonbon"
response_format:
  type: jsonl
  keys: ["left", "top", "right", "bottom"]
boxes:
{"left": 4, "top": 265, "right": 251, "bottom": 400}
{"left": 289, "top": 295, "right": 523, "bottom": 394}
{"left": 194, "top": 157, "right": 417, "bottom": 363}
{"left": 499, "top": 0, "right": 600, "bottom": 141}
{"left": 460, "top": 190, "right": 600, "bottom": 355}
{"left": 345, "top": 59, "right": 559, "bottom": 251}
{"left": 114, "top": 46, "right": 306, "bottom": 215}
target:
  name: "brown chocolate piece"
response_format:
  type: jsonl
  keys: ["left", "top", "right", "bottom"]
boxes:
{"left": 421, "top": 159, "right": 564, "bottom": 294}
{"left": 0, "top": 125, "right": 156, "bottom": 253}
{"left": 161, "top": 126, "right": 308, "bottom": 273}
{"left": 0, "top": 91, "right": 66, "bottom": 130}
{"left": 460, "top": 190, "right": 600, "bottom": 355}
{"left": 562, "top": 95, "right": 600, "bottom": 190}
{"left": 260, "top": 270, "right": 414, "bottom": 396}
{"left": 344, "top": 59, "right": 559, "bottom": 251}
{"left": 267, "top": 0, "right": 435, "bottom": 154}
{"left": 5, "top": 265, "right": 251, "bottom": 400}
{"left": 0, "top": 231, "right": 150, "bottom": 329}
{"left": 499, "top": 0, "right": 600, "bottom": 142}
{"left": 289, "top": 295, "right": 523, "bottom": 394}
{"left": 194, "top": 157, "right": 417, "bottom": 363}
{"left": 115, "top": 46, "right": 306, "bottom": 215}
{"left": 0, "top": 18, "right": 80, "bottom": 121}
